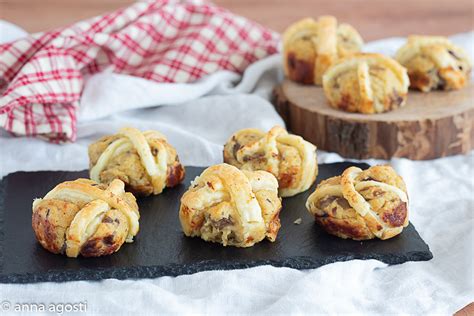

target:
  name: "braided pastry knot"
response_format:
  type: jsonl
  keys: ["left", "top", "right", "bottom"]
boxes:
{"left": 283, "top": 16, "right": 363, "bottom": 85}
{"left": 323, "top": 53, "right": 410, "bottom": 114}
{"left": 223, "top": 125, "right": 318, "bottom": 197}
{"left": 89, "top": 127, "right": 185, "bottom": 196}
{"left": 306, "top": 165, "right": 409, "bottom": 240}
{"left": 396, "top": 35, "right": 472, "bottom": 92}
{"left": 32, "top": 179, "right": 140, "bottom": 257}
{"left": 179, "top": 164, "right": 282, "bottom": 247}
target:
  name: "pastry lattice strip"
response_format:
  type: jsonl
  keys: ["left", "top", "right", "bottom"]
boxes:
{"left": 232, "top": 126, "right": 316, "bottom": 196}
{"left": 185, "top": 168, "right": 265, "bottom": 236}
{"left": 308, "top": 167, "right": 408, "bottom": 239}
{"left": 33, "top": 179, "right": 139, "bottom": 256}
{"left": 90, "top": 127, "right": 169, "bottom": 195}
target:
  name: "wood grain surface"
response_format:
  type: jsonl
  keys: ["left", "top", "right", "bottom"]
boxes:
{"left": 273, "top": 80, "right": 474, "bottom": 160}
{"left": 0, "top": 0, "right": 472, "bottom": 313}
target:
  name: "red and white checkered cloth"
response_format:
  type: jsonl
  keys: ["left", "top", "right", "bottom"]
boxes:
{"left": 0, "top": 0, "right": 279, "bottom": 142}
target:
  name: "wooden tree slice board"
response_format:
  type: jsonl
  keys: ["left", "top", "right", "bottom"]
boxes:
{"left": 273, "top": 79, "right": 474, "bottom": 160}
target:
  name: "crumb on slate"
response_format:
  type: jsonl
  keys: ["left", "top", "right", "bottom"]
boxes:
{"left": 293, "top": 218, "right": 302, "bottom": 225}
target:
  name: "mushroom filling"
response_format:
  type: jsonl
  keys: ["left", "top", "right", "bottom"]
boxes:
{"left": 316, "top": 195, "right": 352, "bottom": 218}
{"left": 200, "top": 214, "right": 237, "bottom": 245}
{"left": 316, "top": 185, "right": 406, "bottom": 226}
{"left": 358, "top": 187, "right": 407, "bottom": 227}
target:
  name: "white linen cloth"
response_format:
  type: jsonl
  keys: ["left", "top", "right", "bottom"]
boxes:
{"left": 0, "top": 20, "right": 473, "bottom": 315}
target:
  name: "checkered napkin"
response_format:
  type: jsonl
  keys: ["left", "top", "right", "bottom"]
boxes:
{"left": 0, "top": 0, "right": 279, "bottom": 142}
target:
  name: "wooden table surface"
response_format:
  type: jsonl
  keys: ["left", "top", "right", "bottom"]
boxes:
{"left": 1, "top": 0, "right": 473, "bottom": 39}
{"left": 0, "top": 1, "right": 472, "bottom": 313}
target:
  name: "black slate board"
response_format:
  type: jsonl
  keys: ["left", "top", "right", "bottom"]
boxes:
{"left": 0, "top": 162, "right": 432, "bottom": 283}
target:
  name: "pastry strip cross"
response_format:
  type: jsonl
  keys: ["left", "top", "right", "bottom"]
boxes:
{"left": 306, "top": 166, "right": 408, "bottom": 239}
{"left": 33, "top": 179, "right": 139, "bottom": 257}
{"left": 90, "top": 127, "right": 169, "bottom": 195}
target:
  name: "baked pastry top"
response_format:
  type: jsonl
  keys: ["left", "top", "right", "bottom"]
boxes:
{"left": 223, "top": 125, "right": 318, "bottom": 197}
{"left": 179, "top": 164, "right": 281, "bottom": 247}
{"left": 306, "top": 165, "right": 409, "bottom": 240}
{"left": 323, "top": 53, "right": 410, "bottom": 114}
{"left": 32, "top": 178, "right": 140, "bottom": 257}
{"left": 283, "top": 16, "right": 363, "bottom": 85}
{"left": 396, "top": 35, "right": 472, "bottom": 92}
{"left": 89, "top": 127, "right": 185, "bottom": 196}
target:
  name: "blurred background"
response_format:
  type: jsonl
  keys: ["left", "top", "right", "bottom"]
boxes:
{"left": 1, "top": 0, "right": 472, "bottom": 39}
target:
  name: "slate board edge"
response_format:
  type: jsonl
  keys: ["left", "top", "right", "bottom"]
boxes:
{"left": 0, "top": 175, "right": 6, "bottom": 275}
{"left": 0, "top": 245, "right": 432, "bottom": 284}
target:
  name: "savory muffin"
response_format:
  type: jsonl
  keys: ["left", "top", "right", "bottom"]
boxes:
{"left": 179, "top": 164, "right": 281, "bottom": 247}
{"left": 223, "top": 125, "right": 318, "bottom": 197}
{"left": 323, "top": 53, "right": 410, "bottom": 114}
{"left": 283, "top": 16, "right": 363, "bottom": 85}
{"left": 396, "top": 35, "right": 472, "bottom": 92}
{"left": 89, "top": 127, "right": 185, "bottom": 196}
{"left": 306, "top": 165, "right": 409, "bottom": 240}
{"left": 32, "top": 178, "right": 140, "bottom": 257}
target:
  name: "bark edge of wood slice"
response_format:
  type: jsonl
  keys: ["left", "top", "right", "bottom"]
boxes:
{"left": 272, "top": 79, "right": 474, "bottom": 160}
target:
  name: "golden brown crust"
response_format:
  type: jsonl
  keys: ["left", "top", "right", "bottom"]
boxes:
{"left": 79, "top": 208, "right": 129, "bottom": 257}
{"left": 32, "top": 178, "right": 139, "bottom": 258}
{"left": 396, "top": 35, "right": 472, "bottom": 92}
{"left": 323, "top": 53, "right": 410, "bottom": 114}
{"left": 306, "top": 165, "right": 409, "bottom": 240}
{"left": 32, "top": 199, "right": 80, "bottom": 254}
{"left": 179, "top": 164, "right": 282, "bottom": 247}
{"left": 223, "top": 125, "right": 318, "bottom": 197}
{"left": 88, "top": 127, "right": 185, "bottom": 196}
{"left": 283, "top": 16, "right": 363, "bottom": 85}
